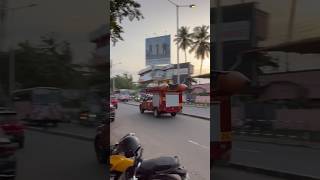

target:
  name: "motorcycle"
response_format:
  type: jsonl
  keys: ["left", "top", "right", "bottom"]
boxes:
{"left": 109, "top": 134, "right": 190, "bottom": 180}
{"left": 118, "top": 147, "right": 190, "bottom": 180}
{"left": 109, "top": 144, "right": 135, "bottom": 179}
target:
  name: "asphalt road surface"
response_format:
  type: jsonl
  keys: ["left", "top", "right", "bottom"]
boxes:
{"left": 182, "top": 106, "right": 210, "bottom": 119}
{"left": 111, "top": 103, "right": 210, "bottom": 180}
{"left": 232, "top": 141, "right": 320, "bottom": 178}
{"left": 15, "top": 131, "right": 105, "bottom": 180}
{"left": 212, "top": 166, "right": 285, "bottom": 180}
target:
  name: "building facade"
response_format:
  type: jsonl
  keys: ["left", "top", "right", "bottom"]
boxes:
{"left": 138, "top": 62, "right": 194, "bottom": 85}
{"left": 89, "top": 24, "right": 109, "bottom": 66}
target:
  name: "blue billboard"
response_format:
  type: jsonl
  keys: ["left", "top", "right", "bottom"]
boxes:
{"left": 146, "top": 35, "right": 171, "bottom": 66}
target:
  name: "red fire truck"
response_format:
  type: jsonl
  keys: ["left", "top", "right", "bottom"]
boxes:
{"left": 139, "top": 83, "right": 187, "bottom": 117}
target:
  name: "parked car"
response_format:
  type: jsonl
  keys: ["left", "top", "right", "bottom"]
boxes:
{"left": 0, "top": 128, "right": 17, "bottom": 179}
{"left": 118, "top": 94, "right": 130, "bottom": 102}
{"left": 0, "top": 108, "right": 25, "bottom": 148}
{"left": 110, "top": 96, "right": 118, "bottom": 109}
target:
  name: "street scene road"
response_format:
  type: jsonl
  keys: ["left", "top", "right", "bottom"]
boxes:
{"left": 15, "top": 131, "right": 105, "bottom": 180}
{"left": 18, "top": 102, "right": 320, "bottom": 179}
{"left": 112, "top": 103, "right": 210, "bottom": 180}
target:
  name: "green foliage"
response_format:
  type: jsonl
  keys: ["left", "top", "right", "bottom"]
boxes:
{"left": 174, "top": 26, "right": 193, "bottom": 62}
{"left": 174, "top": 25, "right": 210, "bottom": 76}
{"left": 111, "top": 73, "right": 136, "bottom": 89}
{"left": 189, "top": 25, "right": 210, "bottom": 74}
{"left": 0, "top": 34, "right": 87, "bottom": 90}
{"left": 110, "top": 0, "right": 144, "bottom": 45}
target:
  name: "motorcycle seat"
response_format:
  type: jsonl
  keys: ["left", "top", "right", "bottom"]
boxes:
{"left": 137, "top": 156, "right": 180, "bottom": 175}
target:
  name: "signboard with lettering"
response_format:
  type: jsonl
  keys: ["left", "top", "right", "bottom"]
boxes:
{"left": 146, "top": 35, "right": 171, "bottom": 66}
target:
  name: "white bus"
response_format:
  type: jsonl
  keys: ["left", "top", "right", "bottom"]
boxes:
{"left": 12, "top": 87, "right": 64, "bottom": 126}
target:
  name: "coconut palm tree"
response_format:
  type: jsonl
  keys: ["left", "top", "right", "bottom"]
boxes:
{"left": 174, "top": 26, "right": 193, "bottom": 63}
{"left": 190, "top": 25, "right": 210, "bottom": 75}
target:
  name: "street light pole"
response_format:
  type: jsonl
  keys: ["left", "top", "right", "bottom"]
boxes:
{"left": 285, "top": 0, "right": 296, "bottom": 72}
{"left": 111, "top": 61, "right": 121, "bottom": 93}
{"left": 214, "top": 0, "right": 223, "bottom": 71}
{"left": 2, "top": 3, "right": 38, "bottom": 95}
{"left": 176, "top": 5, "right": 180, "bottom": 84}
{"left": 8, "top": 8, "right": 15, "bottom": 95}
{"left": 166, "top": 0, "right": 195, "bottom": 84}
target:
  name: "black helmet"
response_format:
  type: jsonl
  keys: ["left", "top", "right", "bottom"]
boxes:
{"left": 118, "top": 133, "right": 141, "bottom": 158}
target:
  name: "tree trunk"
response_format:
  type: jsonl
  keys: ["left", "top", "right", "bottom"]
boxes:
{"left": 200, "top": 59, "right": 204, "bottom": 75}
{"left": 184, "top": 50, "right": 187, "bottom": 63}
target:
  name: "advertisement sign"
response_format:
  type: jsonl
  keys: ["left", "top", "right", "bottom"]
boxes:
{"left": 146, "top": 35, "right": 171, "bottom": 66}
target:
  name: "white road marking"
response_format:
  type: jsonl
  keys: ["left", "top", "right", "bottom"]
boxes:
{"left": 188, "top": 140, "right": 209, "bottom": 150}
{"left": 234, "top": 148, "right": 261, "bottom": 153}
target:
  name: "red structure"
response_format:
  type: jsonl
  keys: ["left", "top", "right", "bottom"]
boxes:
{"left": 211, "top": 71, "right": 249, "bottom": 165}
{"left": 139, "top": 83, "right": 187, "bottom": 117}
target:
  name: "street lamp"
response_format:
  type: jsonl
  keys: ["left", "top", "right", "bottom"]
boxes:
{"left": 166, "top": 0, "right": 195, "bottom": 84}
{"left": 111, "top": 61, "right": 121, "bottom": 93}
{"left": 2, "top": 3, "right": 38, "bottom": 95}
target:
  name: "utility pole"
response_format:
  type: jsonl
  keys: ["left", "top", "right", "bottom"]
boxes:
{"left": 0, "top": 0, "right": 8, "bottom": 50}
{"left": 285, "top": 0, "right": 296, "bottom": 72}
{"left": 166, "top": 0, "right": 195, "bottom": 84}
{"left": 111, "top": 60, "right": 121, "bottom": 93}
{"left": 2, "top": 3, "right": 38, "bottom": 95}
{"left": 214, "top": 0, "right": 223, "bottom": 71}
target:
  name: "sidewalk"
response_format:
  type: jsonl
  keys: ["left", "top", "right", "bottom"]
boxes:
{"left": 27, "top": 122, "right": 121, "bottom": 144}
{"left": 234, "top": 134, "right": 320, "bottom": 149}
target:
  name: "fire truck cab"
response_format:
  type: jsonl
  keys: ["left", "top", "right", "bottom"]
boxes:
{"left": 139, "top": 83, "right": 187, "bottom": 118}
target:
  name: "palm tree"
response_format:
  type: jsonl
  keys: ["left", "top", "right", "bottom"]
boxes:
{"left": 174, "top": 26, "right": 193, "bottom": 63}
{"left": 190, "top": 25, "right": 210, "bottom": 75}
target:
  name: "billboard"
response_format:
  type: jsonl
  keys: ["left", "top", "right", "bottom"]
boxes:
{"left": 146, "top": 35, "right": 170, "bottom": 66}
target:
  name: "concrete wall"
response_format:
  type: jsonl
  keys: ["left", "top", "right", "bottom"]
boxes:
{"left": 259, "top": 71, "right": 320, "bottom": 99}
{"left": 195, "top": 96, "right": 210, "bottom": 104}
{"left": 275, "top": 109, "right": 320, "bottom": 131}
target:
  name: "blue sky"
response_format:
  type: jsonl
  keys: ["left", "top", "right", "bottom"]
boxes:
{"left": 111, "top": 0, "right": 210, "bottom": 81}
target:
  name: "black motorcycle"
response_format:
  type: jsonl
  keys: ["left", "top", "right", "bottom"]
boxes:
{"left": 119, "top": 147, "right": 190, "bottom": 180}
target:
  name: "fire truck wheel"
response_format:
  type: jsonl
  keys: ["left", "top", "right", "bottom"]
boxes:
{"left": 139, "top": 106, "right": 144, "bottom": 113}
{"left": 153, "top": 108, "right": 159, "bottom": 118}
{"left": 171, "top": 112, "right": 176, "bottom": 117}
